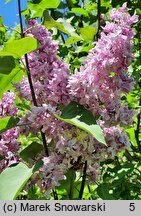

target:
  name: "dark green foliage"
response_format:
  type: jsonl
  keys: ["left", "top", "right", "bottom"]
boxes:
{"left": 0, "top": 56, "right": 15, "bottom": 74}
{"left": 20, "top": 142, "right": 43, "bottom": 162}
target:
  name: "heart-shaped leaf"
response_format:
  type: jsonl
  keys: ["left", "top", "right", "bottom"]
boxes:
{"left": 54, "top": 101, "right": 106, "bottom": 145}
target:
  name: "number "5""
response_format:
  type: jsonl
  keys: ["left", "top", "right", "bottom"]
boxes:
{"left": 129, "top": 203, "right": 135, "bottom": 211}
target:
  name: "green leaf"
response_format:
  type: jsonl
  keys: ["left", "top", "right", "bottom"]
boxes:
{"left": 126, "top": 127, "right": 137, "bottom": 146}
{"left": 43, "top": 10, "right": 70, "bottom": 34}
{"left": 43, "top": 11, "right": 82, "bottom": 39}
{"left": 32, "top": 160, "right": 44, "bottom": 173}
{"left": 53, "top": 101, "right": 106, "bottom": 145}
{"left": 64, "top": 36, "right": 82, "bottom": 46}
{"left": 0, "top": 163, "right": 33, "bottom": 200}
{"left": 57, "top": 18, "right": 81, "bottom": 38}
{"left": 20, "top": 142, "right": 43, "bottom": 162}
{"left": 27, "top": 0, "right": 60, "bottom": 17}
{"left": 113, "top": 163, "right": 134, "bottom": 180}
{"left": 0, "top": 66, "right": 25, "bottom": 98}
{"left": 97, "top": 183, "right": 115, "bottom": 200}
{"left": 71, "top": 7, "right": 89, "bottom": 16}
{"left": 78, "top": 26, "right": 97, "bottom": 41}
{"left": 0, "top": 56, "right": 15, "bottom": 74}
{"left": 0, "top": 37, "right": 38, "bottom": 58}
{"left": 75, "top": 44, "right": 93, "bottom": 53}
{"left": 0, "top": 16, "right": 3, "bottom": 27}
{"left": 0, "top": 116, "right": 19, "bottom": 134}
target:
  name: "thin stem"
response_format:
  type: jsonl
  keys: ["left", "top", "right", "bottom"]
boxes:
{"left": 51, "top": 9, "right": 66, "bottom": 45}
{"left": 79, "top": 161, "right": 87, "bottom": 199}
{"left": 87, "top": 185, "right": 94, "bottom": 200}
{"left": 40, "top": 130, "right": 49, "bottom": 157}
{"left": 125, "top": 149, "right": 133, "bottom": 162}
{"left": 17, "top": 0, "right": 49, "bottom": 157}
{"left": 135, "top": 97, "right": 141, "bottom": 151}
{"left": 135, "top": 12, "right": 141, "bottom": 151}
{"left": 69, "top": 168, "right": 76, "bottom": 199}
{"left": 17, "top": 0, "right": 59, "bottom": 200}
{"left": 78, "top": 0, "right": 84, "bottom": 28}
{"left": 5, "top": 26, "right": 21, "bottom": 34}
{"left": 24, "top": 24, "right": 40, "bottom": 33}
{"left": 96, "top": 0, "right": 101, "bottom": 40}
{"left": 61, "top": 33, "right": 66, "bottom": 44}
{"left": 52, "top": 189, "right": 58, "bottom": 200}
{"left": 66, "top": 0, "right": 73, "bottom": 10}
{"left": 114, "top": 156, "right": 120, "bottom": 167}
{"left": 17, "top": 0, "right": 24, "bottom": 37}
{"left": 18, "top": 0, "right": 37, "bottom": 106}
{"left": 24, "top": 55, "right": 38, "bottom": 106}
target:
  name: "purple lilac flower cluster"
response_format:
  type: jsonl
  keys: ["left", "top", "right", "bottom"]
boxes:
{"left": 14, "top": 3, "right": 138, "bottom": 193}
{"left": 15, "top": 19, "right": 70, "bottom": 107}
{"left": 68, "top": 3, "right": 137, "bottom": 127}
{"left": 0, "top": 92, "right": 20, "bottom": 173}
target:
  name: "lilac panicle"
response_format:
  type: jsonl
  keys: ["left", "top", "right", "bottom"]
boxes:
{"left": 68, "top": 2, "right": 138, "bottom": 127}
{"left": 15, "top": 20, "right": 70, "bottom": 107}
{"left": 0, "top": 92, "right": 20, "bottom": 173}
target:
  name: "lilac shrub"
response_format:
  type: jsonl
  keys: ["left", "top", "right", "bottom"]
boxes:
{"left": 13, "top": 3, "right": 138, "bottom": 194}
